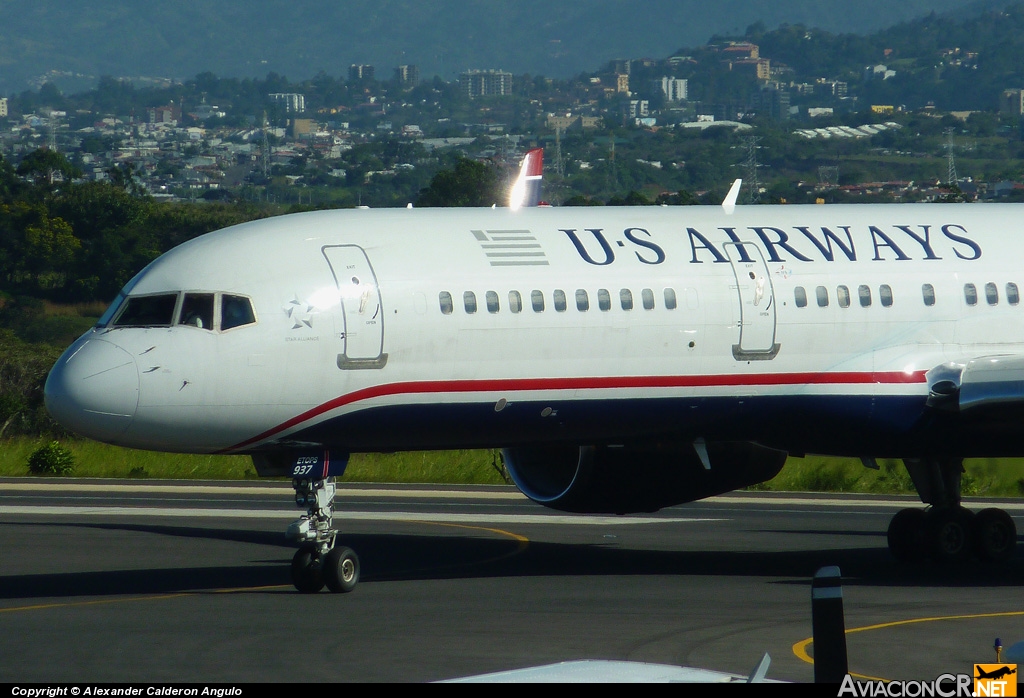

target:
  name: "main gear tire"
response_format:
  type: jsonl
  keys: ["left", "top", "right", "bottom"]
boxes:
{"left": 972, "top": 508, "right": 1017, "bottom": 563}
{"left": 323, "top": 546, "right": 360, "bottom": 593}
{"left": 887, "top": 508, "right": 926, "bottom": 562}
{"left": 291, "top": 549, "right": 325, "bottom": 593}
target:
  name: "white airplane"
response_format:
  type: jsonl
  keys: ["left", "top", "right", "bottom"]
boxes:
{"left": 44, "top": 181, "right": 1021, "bottom": 593}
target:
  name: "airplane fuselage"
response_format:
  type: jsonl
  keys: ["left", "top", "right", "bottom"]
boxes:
{"left": 43, "top": 204, "right": 1024, "bottom": 464}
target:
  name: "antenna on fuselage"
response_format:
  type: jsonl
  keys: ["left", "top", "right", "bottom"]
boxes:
{"left": 722, "top": 179, "right": 742, "bottom": 215}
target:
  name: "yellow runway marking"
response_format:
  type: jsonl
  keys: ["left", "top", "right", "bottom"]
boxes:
{"left": 1, "top": 592, "right": 196, "bottom": 614}
{"left": 402, "top": 519, "right": 530, "bottom": 572}
{"left": 793, "top": 609, "right": 1024, "bottom": 681}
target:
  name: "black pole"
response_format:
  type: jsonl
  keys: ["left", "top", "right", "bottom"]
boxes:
{"left": 812, "top": 565, "right": 849, "bottom": 683}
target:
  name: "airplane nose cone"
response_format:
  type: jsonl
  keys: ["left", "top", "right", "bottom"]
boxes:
{"left": 45, "top": 337, "right": 139, "bottom": 442}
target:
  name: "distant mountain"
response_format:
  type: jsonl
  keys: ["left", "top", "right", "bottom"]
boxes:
{"left": 0, "top": 0, "right": 1008, "bottom": 93}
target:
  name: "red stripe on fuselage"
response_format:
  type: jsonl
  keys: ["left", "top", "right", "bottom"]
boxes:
{"left": 221, "top": 371, "right": 928, "bottom": 453}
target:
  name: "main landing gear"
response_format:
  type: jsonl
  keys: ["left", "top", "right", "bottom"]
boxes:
{"left": 887, "top": 458, "right": 1017, "bottom": 564}
{"left": 286, "top": 477, "right": 360, "bottom": 593}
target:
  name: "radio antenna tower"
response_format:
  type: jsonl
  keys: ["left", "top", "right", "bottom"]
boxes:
{"left": 554, "top": 127, "right": 564, "bottom": 178}
{"left": 608, "top": 137, "right": 617, "bottom": 192}
{"left": 261, "top": 111, "right": 270, "bottom": 179}
{"left": 737, "top": 136, "right": 764, "bottom": 204}
{"left": 47, "top": 109, "right": 58, "bottom": 152}
{"left": 944, "top": 127, "right": 958, "bottom": 186}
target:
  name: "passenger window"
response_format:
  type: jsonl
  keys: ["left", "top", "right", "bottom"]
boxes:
{"left": 221, "top": 295, "right": 256, "bottom": 330}
{"left": 113, "top": 293, "right": 178, "bottom": 327}
{"left": 531, "top": 290, "right": 545, "bottom": 312}
{"left": 964, "top": 284, "right": 978, "bottom": 306}
{"left": 794, "top": 286, "right": 807, "bottom": 308}
{"left": 664, "top": 288, "right": 677, "bottom": 310}
{"left": 922, "top": 284, "right": 935, "bottom": 307}
{"left": 858, "top": 285, "right": 871, "bottom": 307}
{"left": 554, "top": 289, "right": 567, "bottom": 312}
{"left": 509, "top": 291, "right": 522, "bottom": 313}
{"left": 816, "top": 286, "right": 829, "bottom": 307}
{"left": 439, "top": 292, "right": 454, "bottom": 315}
{"left": 464, "top": 291, "right": 477, "bottom": 314}
{"left": 837, "top": 285, "right": 850, "bottom": 308}
{"left": 598, "top": 289, "right": 611, "bottom": 311}
{"left": 620, "top": 289, "right": 633, "bottom": 310}
{"left": 486, "top": 291, "right": 499, "bottom": 313}
{"left": 879, "top": 285, "right": 893, "bottom": 308}
{"left": 642, "top": 288, "right": 655, "bottom": 310}
{"left": 575, "top": 289, "right": 589, "bottom": 311}
{"left": 986, "top": 282, "right": 998, "bottom": 305}
{"left": 1008, "top": 283, "right": 1020, "bottom": 306}
{"left": 179, "top": 293, "right": 215, "bottom": 330}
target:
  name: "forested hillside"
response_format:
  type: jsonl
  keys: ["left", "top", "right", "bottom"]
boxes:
{"left": 0, "top": 0, "right": 994, "bottom": 91}
{"left": 748, "top": 4, "right": 1024, "bottom": 109}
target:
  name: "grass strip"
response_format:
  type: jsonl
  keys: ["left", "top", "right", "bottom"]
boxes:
{"left": 4, "top": 438, "right": 1024, "bottom": 496}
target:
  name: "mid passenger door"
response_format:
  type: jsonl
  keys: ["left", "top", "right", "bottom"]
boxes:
{"left": 322, "top": 245, "right": 388, "bottom": 369}
{"left": 724, "top": 241, "right": 780, "bottom": 360}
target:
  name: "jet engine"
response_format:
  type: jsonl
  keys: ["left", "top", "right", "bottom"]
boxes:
{"left": 501, "top": 441, "right": 787, "bottom": 514}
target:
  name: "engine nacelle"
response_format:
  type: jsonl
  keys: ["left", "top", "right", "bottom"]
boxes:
{"left": 502, "top": 441, "right": 787, "bottom": 514}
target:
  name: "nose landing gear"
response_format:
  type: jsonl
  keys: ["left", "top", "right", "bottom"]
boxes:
{"left": 287, "top": 477, "right": 361, "bottom": 593}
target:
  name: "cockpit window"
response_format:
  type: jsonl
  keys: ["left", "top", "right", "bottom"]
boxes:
{"left": 221, "top": 295, "right": 256, "bottom": 330}
{"left": 179, "top": 293, "right": 215, "bottom": 330}
{"left": 111, "top": 294, "right": 178, "bottom": 327}
{"left": 103, "top": 289, "right": 257, "bottom": 331}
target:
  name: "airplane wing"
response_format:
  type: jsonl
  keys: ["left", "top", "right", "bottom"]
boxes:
{"left": 442, "top": 656, "right": 778, "bottom": 683}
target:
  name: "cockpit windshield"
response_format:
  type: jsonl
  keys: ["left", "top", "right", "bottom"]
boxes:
{"left": 179, "top": 293, "right": 215, "bottom": 330}
{"left": 101, "top": 291, "right": 257, "bottom": 331}
{"left": 222, "top": 294, "right": 256, "bottom": 330}
{"left": 111, "top": 294, "right": 178, "bottom": 327}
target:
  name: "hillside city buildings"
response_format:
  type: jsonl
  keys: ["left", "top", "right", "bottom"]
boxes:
{"left": 1, "top": 40, "right": 1020, "bottom": 204}
{"left": 269, "top": 93, "right": 305, "bottom": 114}
{"left": 459, "top": 70, "right": 513, "bottom": 98}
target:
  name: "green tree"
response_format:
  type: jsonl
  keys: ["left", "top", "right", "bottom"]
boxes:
{"left": 16, "top": 149, "right": 81, "bottom": 186}
{"left": 416, "top": 157, "right": 503, "bottom": 207}
{"left": 47, "top": 182, "right": 157, "bottom": 300}
{"left": 0, "top": 329, "right": 63, "bottom": 437}
{"left": 107, "top": 162, "right": 149, "bottom": 198}
{"left": 0, "top": 153, "right": 24, "bottom": 202}
{"left": 655, "top": 189, "right": 700, "bottom": 205}
{"left": 0, "top": 201, "right": 80, "bottom": 293}
{"left": 607, "top": 190, "right": 652, "bottom": 206}
{"left": 36, "top": 83, "right": 67, "bottom": 111}
{"left": 22, "top": 215, "right": 81, "bottom": 289}
{"left": 563, "top": 195, "right": 602, "bottom": 206}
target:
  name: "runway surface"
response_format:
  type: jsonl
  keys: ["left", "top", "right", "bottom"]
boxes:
{"left": 1, "top": 478, "right": 1023, "bottom": 683}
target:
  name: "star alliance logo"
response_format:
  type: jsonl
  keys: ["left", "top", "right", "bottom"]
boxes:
{"left": 283, "top": 296, "right": 315, "bottom": 329}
